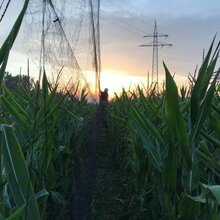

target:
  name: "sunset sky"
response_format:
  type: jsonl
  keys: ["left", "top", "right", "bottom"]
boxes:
{"left": 1, "top": 0, "right": 220, "bottom": 97}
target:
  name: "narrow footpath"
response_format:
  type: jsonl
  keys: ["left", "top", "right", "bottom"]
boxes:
{"left": 72, "top": 105, "right": 127, "bottom": 219}
{"left": 88, "top": 126, "right": 126, "bottom": 219}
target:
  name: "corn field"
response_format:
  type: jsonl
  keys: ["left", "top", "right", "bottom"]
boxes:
{"left": 0, "top": 1, "right": 220, "bottom": 219}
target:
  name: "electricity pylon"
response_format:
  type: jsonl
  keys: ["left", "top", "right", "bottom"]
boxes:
{"left": 140, "top": 21, "right": 172, "bottom": 91}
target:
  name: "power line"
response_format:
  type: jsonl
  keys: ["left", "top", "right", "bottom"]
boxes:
{"left": 100, "top": 8, "right": 145, "bottom": 35}
{"left": 100, "top": 11, "right": 141, "bottom": 37}
{"left": 104, "top": 0, "right": 149, "bottom": 29}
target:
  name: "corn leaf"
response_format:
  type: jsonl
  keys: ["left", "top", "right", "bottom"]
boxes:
{"left": 130, "top": 105, "right": 162, "bottom": 172}
{"left": 36, "top": 92, "right": 67, "bottom": 129}
{"left": 191, "top": 70, "right": 220, "bottom": 144}
{"left": 189, "top": 183, "right": 220, "bottom": 204}
{"left": 0, "top": 0, "right": 29, "bottom": 85}
{"left": 130, "top": 104, "right": 165, "bottom": 147}
{"left": 190, "top": 38, "right": 215, "bottom": 127}
{"left": 35, "top": 85, "right": 58, "bottom": 123}
{"left": 5, "top": 204, "right": 26, "bottom": 220}
{"left": 164, "top": 62, "right": 191, "bottom": 169}
{"left": 1, "top": 124, "right": 40, "bottom": 220}
{"left": 209, "top": 114, "right": 220, "bottom": 139}
{"left": 163, "top": 144, "right": 178, "bottom": 192}
{"left": 179, "top": 194, "right": 201, "bottom": 219}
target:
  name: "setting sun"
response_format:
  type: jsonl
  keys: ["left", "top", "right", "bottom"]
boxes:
{"left": 100, "top": 70, "right": 147, "bottom": 98}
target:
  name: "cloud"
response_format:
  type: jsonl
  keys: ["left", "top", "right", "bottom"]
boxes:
{"left": 4, "top": 1, "right": 220, "bottom": 88}
{"left": 100, "top": 8, "right": 220, "bottom": 82}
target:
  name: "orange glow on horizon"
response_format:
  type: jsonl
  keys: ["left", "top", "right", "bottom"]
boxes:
{"left": 99, "top": 70, "right": 189, "bottom": 99}
{"left": 36, "top": 69, "right": 190, "bottom": 101}
{"left": 100, "top": 70, "right": 148, "bottom": 98}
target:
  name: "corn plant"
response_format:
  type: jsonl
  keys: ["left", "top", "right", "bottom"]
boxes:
{"left": 108, "top": 40, "right": 220, "bottom": 219}
{"left": 0, "top": 1, "right": 96, "bottom": 219}
{"left": 0, "top": 72, "right": 96, "bottom": 219}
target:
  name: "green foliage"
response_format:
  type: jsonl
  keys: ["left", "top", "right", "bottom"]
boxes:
{"left": 5, "top": 204, "right": 26, "bottom": 220}
{"left": 179, "top": 194, "right": 201, "bottom": 219}
{"left": 108, "top": 40, "right": 220, "bottom": 219}
{"left": 0, "top": 1, "right": 96, "bottom": 219}
{"left": 130, "top": 104, "right": 162, "bottom": 172}
{"left": 0, "top": 74, "right": 95, "bottom": 219}
{"left": 0, "top": 0, "right": 219, "bottom": 219}
{"left": 4, "top": 72, "right": 35, "bottom": 92}
{"left": 0, "top": 0, "right": 29, "bottom": 86}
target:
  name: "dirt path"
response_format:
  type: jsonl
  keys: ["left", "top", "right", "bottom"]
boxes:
{"left": 72, "top": 108, "right": 100, "bottom": 220}
{"left": 72, "top": 106, "right": 127, "bottom": 219}
{"left": 88, "top": 127, "right": 127, "bottom": 219}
